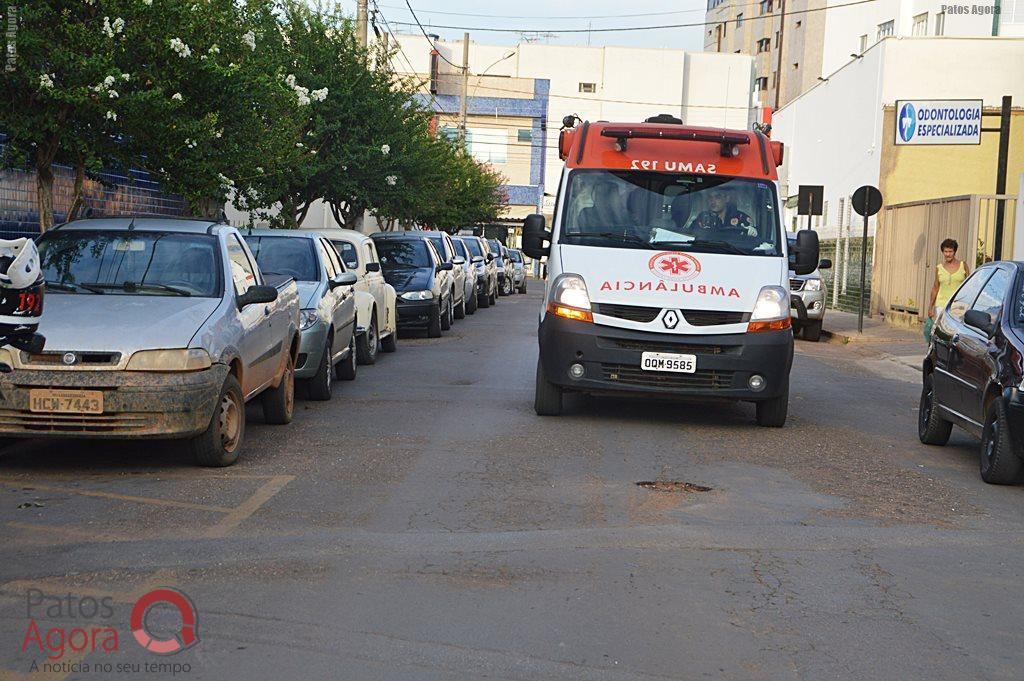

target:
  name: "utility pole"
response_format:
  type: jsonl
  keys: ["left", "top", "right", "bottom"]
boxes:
{"left": 356, "top": 0, "right": 368, "bottom": 48}
{"left": 459, "top": 32, "right": 470, "bottom": 142}
{"left": 985, "top": 95, "right": 1012, "bottom": 259}
{"left": 773, "top": 0, "right": 786, "bottom": 111}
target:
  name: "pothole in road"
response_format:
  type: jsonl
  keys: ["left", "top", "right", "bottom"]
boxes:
{"left": 635, "top": 480, "right": 712, "bottom": 493}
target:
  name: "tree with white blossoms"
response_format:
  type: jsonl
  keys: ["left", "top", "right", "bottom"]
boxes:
{"left": 0, "top": 1, "right": 136, "bottom": 230}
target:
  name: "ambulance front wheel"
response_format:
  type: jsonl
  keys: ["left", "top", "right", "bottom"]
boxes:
{"left": 534, "top": 358, "right": 563, "bottom": 416}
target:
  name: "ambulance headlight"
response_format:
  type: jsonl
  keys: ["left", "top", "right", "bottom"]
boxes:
{"left": 547, "top": 273, "right": 593, "bottom": 323}
{"left": 549, "top": 274, "right": 591, "bottom": 310}
{"left": 747, "top": 285, "right": 792, "bottom": 333}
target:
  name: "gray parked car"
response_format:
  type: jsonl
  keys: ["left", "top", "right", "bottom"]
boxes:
{"left": 787, "top": 232, "right": 831, "bottom": 342}
{"left": 456, "top": 235, "right": 497, "bottom": 308}
{"left": 244, "top": 230, "right": 358, "bottom": 400}
{"left": 450, "top": 236, "right": 478, "bottom": 315}
{"left": 4, "top": 218, "right": 300, "bottom": 467}
{"left": 507, "top": 248, "right": 527, "bottom": 294}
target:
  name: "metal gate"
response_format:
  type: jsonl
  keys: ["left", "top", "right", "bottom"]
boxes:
{"left": 871, "top": 194, "right": 1018, "bottom": 326}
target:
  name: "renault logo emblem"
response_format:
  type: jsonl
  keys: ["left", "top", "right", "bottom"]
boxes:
{"left": 662, "top": 310, "right": 680, "bottom": 330}
{"left": 62, "top": 352, "right": 76, "bottom": 365}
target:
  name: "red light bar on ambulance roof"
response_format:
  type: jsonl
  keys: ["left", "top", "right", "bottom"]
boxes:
{"left": 599, "top": 126, "right": 750, "bottom": 157}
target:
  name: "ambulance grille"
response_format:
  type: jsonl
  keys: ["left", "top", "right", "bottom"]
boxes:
{"left": 680, "top": 310, "right": 750, "bottom": 326}
{"left": 600, "top": 364, "right": 736, "bottom": 391}
{"left": 594, "top": 303, "right": 660, "bottom": 323}
{"left": 599, "top": 338, "right": 741, "bottom": 356}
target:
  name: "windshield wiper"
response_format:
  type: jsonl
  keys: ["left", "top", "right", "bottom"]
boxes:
{"left": 44, "top": 280, "right": 81, "bottom": 292}
{"left": 79, "top": 281, "right": 192, "bottom": 296}
{"left": 676, "top": 239, "right": 750, "bottom": 256}
{"left": 567, "top": 232, "right": 653, "bottom": 248}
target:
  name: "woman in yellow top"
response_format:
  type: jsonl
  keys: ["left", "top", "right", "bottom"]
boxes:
{"left": 928, "top": 238, "right": 969, "bottom": 319}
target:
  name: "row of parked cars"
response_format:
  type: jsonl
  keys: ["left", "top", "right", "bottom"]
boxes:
{"left": 0, "top": 217, "right": 527, "bottom": 466}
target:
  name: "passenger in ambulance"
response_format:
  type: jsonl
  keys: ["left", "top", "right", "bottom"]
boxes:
{"left": 625, "top": 187, "right": 653, "bottom": 240}
{"left": 577, "top": 179, "right": 630, "bottom": 232}
{"left": 687, "top": 186, "right": 757, "bottom": 237}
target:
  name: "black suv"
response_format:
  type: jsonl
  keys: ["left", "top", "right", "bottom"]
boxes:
{"left": 919, "top": 261, "right": 1024, "bottom": 484}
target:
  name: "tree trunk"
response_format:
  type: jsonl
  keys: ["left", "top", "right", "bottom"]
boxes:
{"left": 192, "top": 197, "right": 223, "bottom": 221}
{"left": 36, "top": 166, "right": 55, "bottom": 233}
{"left": 66, "top": 159, "right": 86, "bottom": 222}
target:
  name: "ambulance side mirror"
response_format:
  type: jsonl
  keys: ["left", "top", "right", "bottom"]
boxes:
{"left": 792, "top": 230, "right": 820, "bottom": 276}
{"left": 522, "top": 214, "right": 550, "bottom": 259}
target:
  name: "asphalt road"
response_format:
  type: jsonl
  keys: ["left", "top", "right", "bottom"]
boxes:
{"left": 1, "top": 282, "right": 1023, "bottom": 680}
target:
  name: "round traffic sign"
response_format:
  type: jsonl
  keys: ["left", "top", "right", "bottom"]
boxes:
{"left": 852, "top": 185, "right": 883, "bottom": 217}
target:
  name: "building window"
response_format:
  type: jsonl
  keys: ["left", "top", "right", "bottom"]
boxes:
{"left": 935, "top": 11, "right": 945, "bottom": 35}
{"left": 736, "top": 12, "right": 744, "bottom": 27}
{"left": 578, "top": 82, "right": 596, "bottom": 93}
{"left": 517, "top": 129, "right": 532, "bottom": 143}
{"left": 877, "top": 20, "right": 894, "bottom": 39}
{"left": 912, "top": 12, "right": 928, "bottom": 35}
{"left": 775, "top": 30, "right": 780, "bottom": 48}
{"left": 772, "top": 70, "right": 778, "bottom": 87}
{"left": 759, "top": 0, "right": 773, "bottom": 14}
{"left": 792, "top": 62, "right": 799, "bottom": 69}
{"left": 440, "top": 126, "right": 508, "bottom": 164}
{"left": 757, "top": 37, "right": 771, "bottom": 52}
{"left": 707, "top": 0, "right": 726, "bottom": 9}
{"left": 795, "top": 20, "right": 802, "bottom": 27}
{"left": 859, "top": 34, "right": 868, "bottom": 52}
{"left": 755, "top": 76, "right": 769, "bottom": 91}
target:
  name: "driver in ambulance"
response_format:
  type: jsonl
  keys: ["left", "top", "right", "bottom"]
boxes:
{"left": 687, "top": 186, "right": 757, "bottom": 237}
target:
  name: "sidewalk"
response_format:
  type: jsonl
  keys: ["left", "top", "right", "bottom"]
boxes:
{"left": 822, "top": 309, "right": 922, "bottom": 345}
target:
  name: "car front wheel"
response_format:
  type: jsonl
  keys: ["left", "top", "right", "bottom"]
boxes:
{"left": 918, "top": 372, "right": 952, "bottom": 445}
{"left": 980, "top": 398, "right": 1023, "bottom": 484}
{"left": 262, "top": 352, "right": 295, "bottom": 425}
{"left": 188, "top": 374, "right": 244, "bottom": 467}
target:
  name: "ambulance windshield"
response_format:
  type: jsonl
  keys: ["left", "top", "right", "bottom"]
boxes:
{"left": 559, "top": 170, "right": 782, "bottom": 257}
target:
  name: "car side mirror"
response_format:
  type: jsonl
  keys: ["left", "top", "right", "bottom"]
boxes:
{"left": 964, "top": 309, "right": 995, "bottom": 336}
{"left": 437, "top": 262, "right": 454, "bottom": 272}
{"left": 522, "top": 214, "right": 550, "bottom": 259}
{"left": 237, "top": 284, "right": 278, "bottom": 309}
{"left": 453, "top": 256, "right": 466, "bottom": 266}
{"left": 365, "top": 262, "right": 381, "bottom": 273}
{"left": 486, "top": 253, "right": 495, "bottom": 262}
{"left": 471, "top": 256, "right": 484, "bottom": 264}
{"left": 329, "top": 272, "right": 358, "bottom": 289}
{"left": 791, "top": 230, "right": 820, "bottom": 276}
{"left": 818, "top": 258, "right": 832, "bottom": 270}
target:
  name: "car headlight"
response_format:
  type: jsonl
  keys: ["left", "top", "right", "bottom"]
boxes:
{"left": 803, "top": 279, "right": 822, "bottom": 291}
{"left": 300, "top": 309, "right": 319, "bottom": 331}
{"left": 747, "top": 286, "right": 792, "bottom": 332}
{"left": 547, "top": 273, "right": 592, "bottom": 322}
{"left": 126, "top": 348, "right": 212, "bottom": 372}
{"left": 401, "top": 290, "right": 433, "bottom": 301}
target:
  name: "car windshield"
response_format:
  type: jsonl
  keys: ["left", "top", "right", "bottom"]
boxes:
{"left": 376, "top": 239, "right": 432, "bottom": 268}
{"left": 508, "top": 250, "right": 522, "bottom": 263}
{"left": 559, "top": 170, "right": 781, "bottom": 256}
{"left": 488, "top": 242, "right": 505, "bottom": 262}
{"left": 38, "top": 230, "right": 222, "bottom": 297}
{"left": 332, "top": 240, "right": 359, "bottom": 270}
{"left": 462, "top": 238, "right": 482, "bottom": 258}
{"left": 244, "top": 236, "right": 319, "bottom": 282}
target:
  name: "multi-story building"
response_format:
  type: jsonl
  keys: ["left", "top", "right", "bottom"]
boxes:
{"left": 706, "top": 0, "right": 1023, "bottom": 109}
{"left": 382, "top": 34, "right": 757, "bottom": 219}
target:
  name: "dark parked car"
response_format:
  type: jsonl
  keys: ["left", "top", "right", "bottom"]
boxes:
{"left": 919, "top": 261, "right": 1024, "bottom": 484}
{"left": 371, "top": 233, "right": 455, "bottom": 338}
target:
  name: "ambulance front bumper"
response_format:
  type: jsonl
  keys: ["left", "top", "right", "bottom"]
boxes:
{"left": 538, "top": 315, "right": 793, "bottom": 400}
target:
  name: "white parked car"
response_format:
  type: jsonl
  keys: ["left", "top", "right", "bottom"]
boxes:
{"left": 312, "top": 228, "right": 398, "bottom": 363}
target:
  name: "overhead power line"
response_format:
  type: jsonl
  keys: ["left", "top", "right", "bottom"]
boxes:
{"left": 388, "top": 0, "right": 879, "bottom": 34}
{"left": 374, "top": 2, "right": 714, "bottom": 20}
{"left": 403, "top": 0, "right": 461, "bottom": 68}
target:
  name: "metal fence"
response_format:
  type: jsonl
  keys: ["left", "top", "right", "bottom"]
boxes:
{"left": 0, "top": 149, "right": 186, "bottom": 237}
{"left": 819, "top": 236, "right": 874, "bottom": 314}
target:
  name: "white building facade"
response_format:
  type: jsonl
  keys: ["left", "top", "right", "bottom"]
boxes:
{"left": 382, "top": 35, "right": 757, "bottom": 215}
